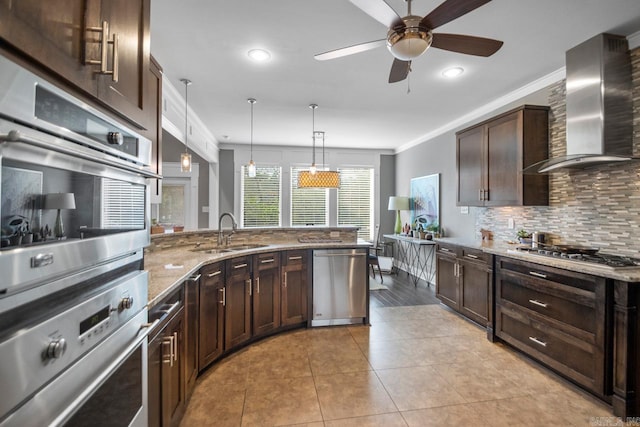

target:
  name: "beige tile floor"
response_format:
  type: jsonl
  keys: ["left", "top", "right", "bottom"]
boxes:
{"left": 180, "top": 304, "right": 619, "bottom": 426}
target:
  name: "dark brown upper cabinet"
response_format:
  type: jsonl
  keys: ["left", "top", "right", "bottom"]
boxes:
{"left": 456, "top": 105, "right": 549, "bottom": 207}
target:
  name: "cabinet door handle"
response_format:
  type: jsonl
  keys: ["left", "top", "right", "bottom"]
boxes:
{"left": 189, "top": 274, "right": 201, "bottom": 282}
{"left": 247, "top": 279, "right": 252, "bottom": 296}
{"left": 458, "top": 264, "right": 463, "bottom": 278}
{"left": 172, "top": 332, "right": 178, "bottom": 363}
{"left": 207, "top": 270, "right": 222, "bottom": 278}
{"left": 484, "top": 189, "right": 489, "bottom": 201}
{"left": 219, "top": 287, "right": 226, "bottom": 306}
{"left": 528, "top": 336, "right": 547, "bottom": 347}
{"left": 288, "top": 256, "right": 302, "bottom": 261}
{"left": 234, "top": 263, "right": 248, "bottom": 269}
{"left": 529, "top": 271, "right": 548, "bottom": 279}
{"left": 479, "top": 189, "right": 484, "bottom": 201}
{"left": 465, "top": 254, "right": 479, "bottom": 259}
{"left": 261, "top": 258, "right": 275, "bottom": 264}
{"left": 109, "top": 32, "right": 119, "bottom": 82}
{"left": 454, "top": 263, "right": 458, "bottom": 277}
{"left": 440, "top": 247, "right": 451, "bottom": 252}
{"left": 256, "top": 277, "right": 260, "bottom": 294}
{"left": 528, "top": 299, "right": 548, "bottom": 308}
{"left": 162, "top": 337, "right": 173, "bottom": 366}
{"left": 85, "top": 21, "right": 109, "bottom": 73}
{"left": 283, "top": 272, "right": 287, "bottom": 288}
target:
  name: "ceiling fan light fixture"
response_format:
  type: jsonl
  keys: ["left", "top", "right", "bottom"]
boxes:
{"left": 387, "top": 17, "right": 432, "bottom": 61}
{"left": 442, "top": 66, "right": 464, "bottom": 78}
{"left": 248, "top": 48, "right": 271, "bottom": 62}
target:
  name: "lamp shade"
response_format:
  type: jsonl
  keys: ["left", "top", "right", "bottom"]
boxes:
{"left": 45, "top": 193, "right": 76, "bottom": 210}
{"left": 388, "top": 196, "right": 409, "bottom": 211}
{"left": 298, "top": 170, "right": 340, "bottom": 188}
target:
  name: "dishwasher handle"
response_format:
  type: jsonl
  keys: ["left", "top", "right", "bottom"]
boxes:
{"left": 314, "top": 253, "right": 367, "bottom": 257}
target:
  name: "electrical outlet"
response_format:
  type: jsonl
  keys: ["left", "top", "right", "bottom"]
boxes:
{"left": 508, "top": 218, "right": 515, "bottom": 229}
{"left": 460, "top": 206, "right": 469, "bottom": 214}
{"left": 330, "top": 231, "right": 340, "bottom": 238}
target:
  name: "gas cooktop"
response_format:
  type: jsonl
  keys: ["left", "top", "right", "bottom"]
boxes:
{"left": 515, "top": 246, "right": 640, "bottom": 268}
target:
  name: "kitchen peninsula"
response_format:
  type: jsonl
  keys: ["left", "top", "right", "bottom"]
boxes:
{"left": 144, "top": 226, "right": 370, "bottom": 425}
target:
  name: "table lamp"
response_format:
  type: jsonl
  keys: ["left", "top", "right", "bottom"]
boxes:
{"left": 388, "top": 196, "right": 410, "bottom": 234}
{"left": 45, "top": 193, "right": 76, "bottom": 239}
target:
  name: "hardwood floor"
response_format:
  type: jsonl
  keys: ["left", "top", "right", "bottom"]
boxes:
{"left": 369, "top": 269, "right": 440, "bottom": 308}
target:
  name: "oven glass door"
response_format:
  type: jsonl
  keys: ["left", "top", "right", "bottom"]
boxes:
{"left": 64, "top": 346, "right": 144, "bottom": 427}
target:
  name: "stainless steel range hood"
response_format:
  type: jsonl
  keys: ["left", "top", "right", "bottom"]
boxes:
{"left": 526, "top": 33, "right": 633, "bottom": 174}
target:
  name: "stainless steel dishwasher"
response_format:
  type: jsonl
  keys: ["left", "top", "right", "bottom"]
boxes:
{"left": 312, "top": 248, "right": 368, "bottom": 326}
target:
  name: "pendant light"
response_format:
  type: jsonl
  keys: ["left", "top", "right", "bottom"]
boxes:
{"left": 180, "top": 78, "right": 192, "bottom": 173}
{"left": 298, "top": 104, "right": 340, "bottom": 188}
{"left": 246, "top": 98, "right": 257, "bottom": 178}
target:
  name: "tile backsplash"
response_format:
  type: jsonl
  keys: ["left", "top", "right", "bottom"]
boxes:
{"left": 476, "top": 47, "right": 640, "bottom": 257}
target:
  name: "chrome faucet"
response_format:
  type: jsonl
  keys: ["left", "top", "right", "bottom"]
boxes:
{"left": 217, "top": 212, "right": 238, "bottom": 246}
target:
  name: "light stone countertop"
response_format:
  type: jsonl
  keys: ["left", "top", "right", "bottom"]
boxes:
{"left": 434, "top": 237, "right": 640, "bottom": 282}
{"left": 145, "top": 242, "right": 370, "bottom": 308}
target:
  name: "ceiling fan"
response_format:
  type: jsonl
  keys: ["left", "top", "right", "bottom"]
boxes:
{"left": 315, "top": 0, "right": 504, "bottom": 83}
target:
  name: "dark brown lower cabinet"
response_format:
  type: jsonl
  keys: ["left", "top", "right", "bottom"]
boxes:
{"left": 253, "top": 252, "right": 281, "bottom": 337}
{"left": 435, "top": 243, "right": 492, "bottom": 330}
{"left": 225, "top": 256, "right": 252, "bottom": 349}
{"left": 148, "top": 294, "right": 185, "bottom": 427}
{"left": 495, "top": 256, "right": 607, "bottom": 397}
{"left": 183, "top": 274, "right": 199, "bottom": 399}
{"left": 281, "top": 250, "right": 309, "bottom": 326}
{"left": 198, "top": 262, "right": 225, "bottom": 370}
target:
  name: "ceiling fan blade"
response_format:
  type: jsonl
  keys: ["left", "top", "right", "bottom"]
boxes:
{"left": 431, "top": 33, "right": 503, "bottom": 56}
{"left": 388, "top": 59, "right": 411, "bottom": 83}
{"left": 315, "top": 39, "right": 386, "bottom": 61}
{"left": 421, "top": 0, "right": 492, "bottom": 30}
{"left": 349, "top": 0, "right": 404, "bottom": 29}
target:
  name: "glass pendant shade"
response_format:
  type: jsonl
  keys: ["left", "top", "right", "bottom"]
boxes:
{"left": 181, "top": 152, "right": 192, "bottom": 172}
{"left": 247, "top": 159, "right": 256, "bottom": 178}
{"left": 309, "top": 163, "right": 317, "bottom": 175}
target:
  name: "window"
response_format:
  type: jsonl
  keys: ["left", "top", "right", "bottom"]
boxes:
{"left": 337, "top": 168, "right": 374, "bottom": 240}
{"left": 290, "top": 166, "right": 329, "bottom": 226}
{"left": 241, "top": 165, "right": 281, "bottom": 227}
{"left": 102, "top": 178, "right": 145, "bottom": 229}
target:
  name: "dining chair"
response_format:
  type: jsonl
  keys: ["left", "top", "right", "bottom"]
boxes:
{"left": 369, "top": 224, "right": 383, "bottom": 283}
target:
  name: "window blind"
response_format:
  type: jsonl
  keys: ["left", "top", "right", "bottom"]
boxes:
{"left": 241, "top": 165, "right": 281, "bottom": 227}
{"left": 290, "top": 166, "right": 328, "bottom": 226}
{"left": 101, "top": 178, "right": 145, "bottom": 229}
{"left": 337, "top": 168, "right": 374, "bottom": 240}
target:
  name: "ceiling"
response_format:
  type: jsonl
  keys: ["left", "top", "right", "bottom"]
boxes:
{"left": 150, "top": 0, "right": 640, "bottom": 152}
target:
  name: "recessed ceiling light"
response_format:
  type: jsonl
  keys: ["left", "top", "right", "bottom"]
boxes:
{"left": 442, "top": 67, "right": 464, "bottom": 78}
{"left": 248, "top": 49, "right": 271, "bottom": 62}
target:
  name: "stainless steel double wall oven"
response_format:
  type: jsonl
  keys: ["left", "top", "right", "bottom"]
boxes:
{"left": 0, "top": 54, "right": 157, "bottom": 426}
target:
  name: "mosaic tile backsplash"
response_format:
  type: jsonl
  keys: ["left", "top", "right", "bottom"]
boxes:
{"left": 476, "top": 47, "right": 640, "bottom": 257}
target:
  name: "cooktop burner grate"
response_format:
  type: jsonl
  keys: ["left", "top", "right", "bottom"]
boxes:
{"left": 515, "top": 246, "right": 640, "bottom": 268}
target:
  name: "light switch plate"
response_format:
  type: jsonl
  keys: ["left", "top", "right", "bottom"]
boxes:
{"left": 508, "top": 218, "right": 515, "bottom": 229}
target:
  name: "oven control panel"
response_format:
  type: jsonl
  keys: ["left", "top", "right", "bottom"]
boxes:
{"left": 0, "top": 271, "right": 148, "bottom": 422}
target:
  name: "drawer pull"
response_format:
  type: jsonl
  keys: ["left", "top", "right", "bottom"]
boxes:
{"left": 234, "top": 263, "right": 248, "bottom": 269}
{"left": 288, "top": 255, "right": 302, "bottom": 261}
{"left": 207, "top": 270, "right": 222, "bottom": 277}
{"left": 247, "top": 279, "right": 252, "bottom": 296}
{"left": 528, "top": 336, "right": 547, "bottom": 347}
{"left": 528, "top": 299, "right": 548, "bottom": 308}
{"left": 440, "top": 247, "right": 451, "bottom": 252}
{"left": 189, "top": 274, "right": 201, "bottom": 282}
{"left": 261, "top": 258, "right": 275, "bottom": 264}
{"left": 465, "top": 254, "right": 479, "bottom": 259}
{"left": 529, "top": 271, "right": 547, "bottom": 279}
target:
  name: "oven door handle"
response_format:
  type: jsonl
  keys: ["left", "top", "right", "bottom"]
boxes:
{"left": 1, "top": 130, "right": 161, "bottom": 179}
{"left": 52, "top": 320, "right": 152, "bottom": 426}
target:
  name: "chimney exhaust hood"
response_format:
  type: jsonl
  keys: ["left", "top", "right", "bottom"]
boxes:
{"left": 526, "top": 33, "right": 633, "bottom": 174}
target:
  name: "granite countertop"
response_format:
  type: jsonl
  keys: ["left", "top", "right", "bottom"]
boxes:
{"left": 434, "top": 237, "right": 640, "bottom": 282}
{"left": 145, "top": 241, "right": 369, "bottom": 308}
